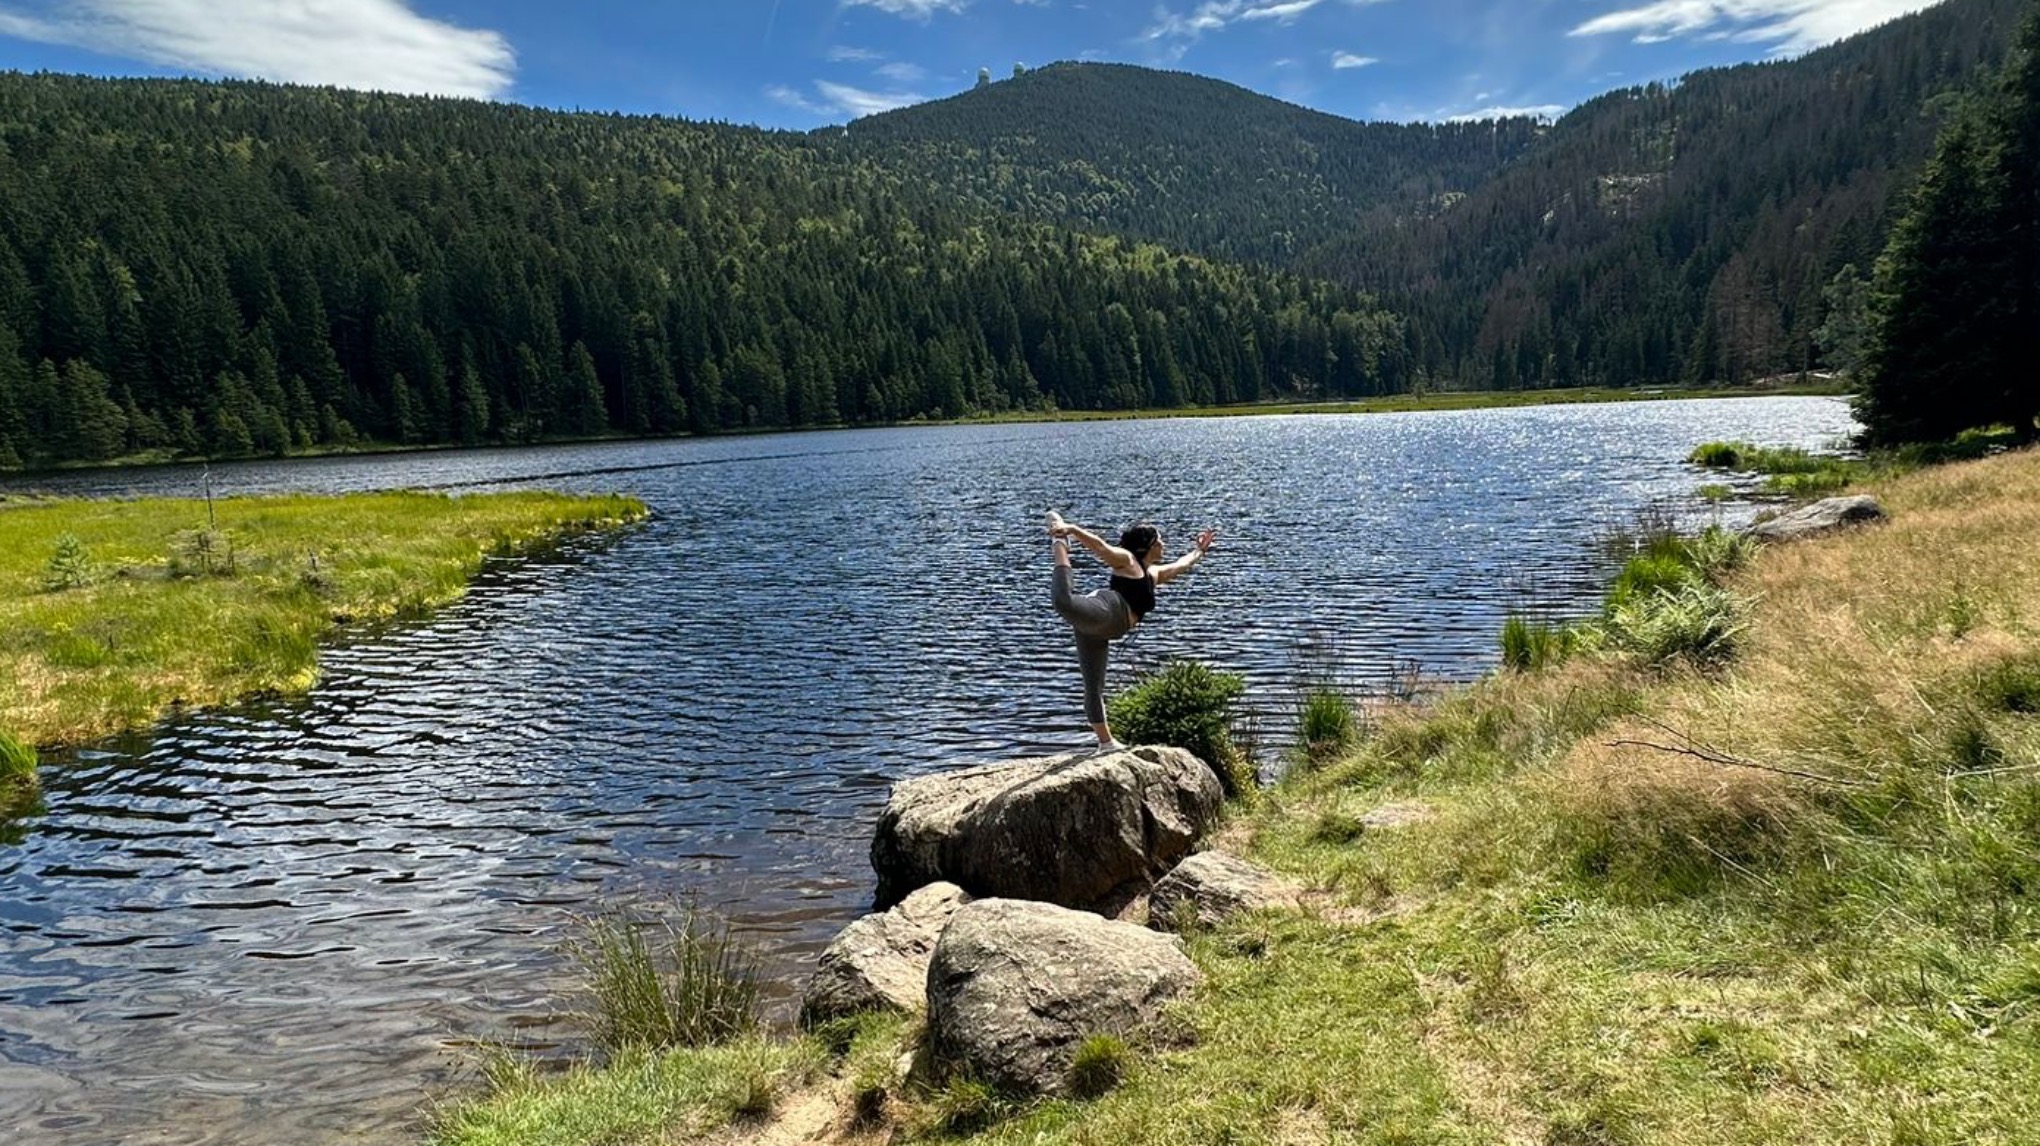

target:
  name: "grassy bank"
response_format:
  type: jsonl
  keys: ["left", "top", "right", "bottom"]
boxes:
{"left": 440, "top": 446, "right": 2040, "bottom": 1146}
{"left": 0, "top": 491, "right": 645, "bottom": 748}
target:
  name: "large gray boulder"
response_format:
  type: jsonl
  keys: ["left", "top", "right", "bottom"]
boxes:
{"left": 925, "top": 898, "right": 1201, "bottom": 1096}
{"left": 1147, "top": 851, "right": 1299, "bottom": 932}
{"left": 800, "top": 882, "right": 972, "bottom": 1027}
{"left": 870, "top": 746, "right": 1225, "bottom": 911}
{"left": 1749, "top": 495, "right": 1885, "bottom": 542}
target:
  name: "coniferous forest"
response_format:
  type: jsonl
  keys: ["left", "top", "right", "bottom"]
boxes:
{"left": 0, "top": 0, "right": 2030, "bottom": 469}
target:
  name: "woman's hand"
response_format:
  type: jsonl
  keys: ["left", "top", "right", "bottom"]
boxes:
{"left": 1194, "top": 529, "right": 1218, "bottom": 554}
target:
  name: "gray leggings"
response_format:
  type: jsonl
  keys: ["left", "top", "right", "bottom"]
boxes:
{"left": 1052, "top": 564, "right": 1137, "bottom": 725}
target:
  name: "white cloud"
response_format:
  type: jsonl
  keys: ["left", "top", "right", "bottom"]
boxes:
{"left": 841, "top": 0, "right": 970, "bottom": 19}
{"left": 0, "top": 0, "right": 514, "bottom": 98}
{"left": 1331, "top": 50, "right": 1377, "bottom": 68}
{"left": 815, "top": 79, "right": 928, "bottom": 116}
{"left": 1142, "top": 0, "right": 1389, "bottom": 48}
{"left": 1446, "top": 103, "right": 1566, "bottom": 122}
{"left": 827, "top": 45, "right": 885, "bottom": 62}
{"left": 1569, "top": 0, "right": 1933, "bottom": 53}
{"left": 877, "top": 60, "right": 929, "bottom": 82}
{"left": 767, "top": 84, "right": 830, "bottom": 115}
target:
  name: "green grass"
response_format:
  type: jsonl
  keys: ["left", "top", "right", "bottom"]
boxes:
{"left": 432, "top": 1037, "right": 827, "bottom": 1146}
{"left": 0, "top": 490, "right": 645, "bottom": 747}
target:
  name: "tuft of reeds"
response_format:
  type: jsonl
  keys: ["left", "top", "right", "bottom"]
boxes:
{"left": 1501, "top": 614, "right": 1578, "bottom": 672}
{"left": 1295, "top": 687, "right": 1360, "bottom": 765}
{"left": 0, "top": 730, "right": 39, "bottom": 821}
{"left": 571, "top": 902, "right": 761, "bottom": 1055}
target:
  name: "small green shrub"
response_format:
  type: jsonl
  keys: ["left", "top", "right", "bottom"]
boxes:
{"left": 1500, "top": 615, "right": 1576, "bottom": 672}
{"left": 40, "top": 533, "right": 94, "bottom": 591}
{"left": 1696, "top": 483, "right": 1735, "bottom": 502}
{"left": 1296, "top": 687, "right": 1359, "bottom": 763}
{"left": 1111, "top": 660, "right": 1257, "bottom": 800}
{"left": 1066, "top": 1033, "right": 1133, "bottom": 1099}
{"left": 571, "top": 903, "right": 761, "bottom": 1054}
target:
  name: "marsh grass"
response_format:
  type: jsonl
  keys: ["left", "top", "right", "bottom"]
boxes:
{"left": 0, "top": 730, "right": 37, "bottom": 819}
{"left": 0, "top": 490, "right": 644, "bottom": 747}
{"left": 1689, "top": 429, "right": 2021, "bottom": 502}
{"left": 571, "top": 904, "right": 761, "bottom": 1055}
{"left": 1501, "top": 614, "right": 1577, "bottom": 672}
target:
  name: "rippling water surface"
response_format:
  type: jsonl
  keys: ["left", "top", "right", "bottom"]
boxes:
{"left": 0, "top": 399, "right": 1857, "bottom": 1143}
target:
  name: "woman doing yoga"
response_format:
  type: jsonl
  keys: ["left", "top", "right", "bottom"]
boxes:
{"left": 1046, "top": 511, "right": 1218, "bottom": 752}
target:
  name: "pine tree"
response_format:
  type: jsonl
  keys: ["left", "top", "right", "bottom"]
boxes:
{"left": 55, "top": 359, "right": 129, "bottom": 460}
{"left": 1859, "top": 5, "right": 2040, "bottom": 444}
{"left": 1856, "top": 113, "right": 2008, "bottom": 443}
{"left": 0, "top": 329, "right": 24, "bottom": 469}
{"left": 1988, "top": 6, "right": 2040, "bottom": 439}
{"left": 564, "top": 341, "right": 609, "bottom": 437}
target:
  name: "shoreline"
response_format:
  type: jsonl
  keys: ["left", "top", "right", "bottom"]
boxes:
{"left": 0, "top": 383, "right": 1850, "bottom": 481}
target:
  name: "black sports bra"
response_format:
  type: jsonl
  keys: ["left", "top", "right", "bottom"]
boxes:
{"left": 1109, "top": 567, "right": 1156, "bottom": 619}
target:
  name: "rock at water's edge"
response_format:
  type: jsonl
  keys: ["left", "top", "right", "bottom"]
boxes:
{"left": 925, "top": 898, "right": 1200, "bottom": 1096}
{"left": 800, "top": 882, "right": 972, "bottom": 1027}
{"left": 870, "top": 746, "right": 1224, "bottom": 911}
{"left": 1147, "top": 851, "right": 1299, "bottom": 932}
{"left": 1749, "top": 495, "right": 1885, "bottom": 542}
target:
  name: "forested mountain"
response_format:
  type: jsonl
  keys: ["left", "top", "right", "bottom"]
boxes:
{"left": 0, "top": 0, "right": 2026, "bottom": 470}
{"left": 838, "top": 63, "right": 1542, "bottom": 266}
{"left": 1303, "top": 0, "right": 2032, "bottom": 388}
{"left": 841, "top": 0, "right": 2026, "bottom": 390}
{"left": 0, "top": 76, "right": 1404, "bottom": 469}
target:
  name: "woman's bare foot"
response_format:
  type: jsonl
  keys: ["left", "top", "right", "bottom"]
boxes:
{"left": 1045, "top": 510, "right": 1068, "bottom": 537}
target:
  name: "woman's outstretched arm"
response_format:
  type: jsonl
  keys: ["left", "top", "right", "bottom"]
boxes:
{"left": 1053, "top": 518, "right": 1142, "bottom": 575}
{"left": 1154, "top": 529, "right": 1218, "bottom": 585}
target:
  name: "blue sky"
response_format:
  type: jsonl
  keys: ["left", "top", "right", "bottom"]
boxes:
{"left": 0, "top": 1, "right": 1943, "bottom": 127}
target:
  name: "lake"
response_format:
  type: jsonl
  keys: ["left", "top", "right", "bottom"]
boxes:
{"left": 0, "top": 398, "right": 1857, "bottom": 1144}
